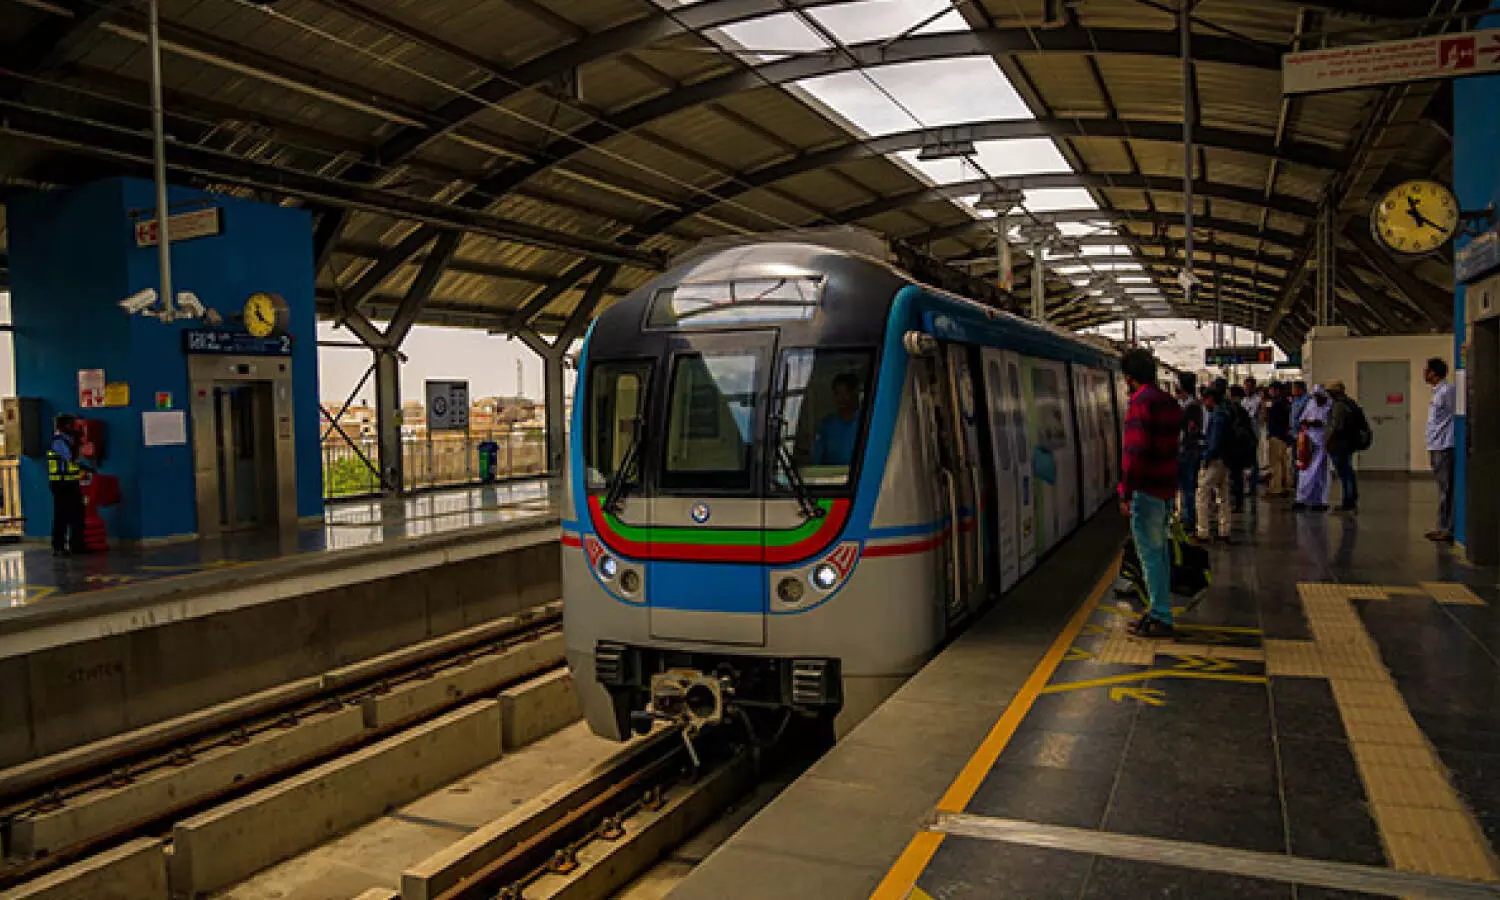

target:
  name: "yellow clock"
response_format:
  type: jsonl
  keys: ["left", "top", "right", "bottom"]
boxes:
{"left": 242, "top": 292, "right": 290, "bottom": 338}
{"left": 1371, "top": 179, "right": 1460, "bottom": 256}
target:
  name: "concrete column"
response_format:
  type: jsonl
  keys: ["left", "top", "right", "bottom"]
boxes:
{"left": 542, "top": 352, "right": 567, "bottom": 477}
{"left": 374, "top": 347, "right": 403, "bottom": 495}
{"left": 1031, "top": 242, "right": 1046, "bottom": 321}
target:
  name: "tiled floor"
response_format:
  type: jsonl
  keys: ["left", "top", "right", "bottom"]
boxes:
{"left": 909, "top": 479, "right": 1500, "bottom": 899}
{"left": 0, "top": 479, "right": 555, "bottom": 610}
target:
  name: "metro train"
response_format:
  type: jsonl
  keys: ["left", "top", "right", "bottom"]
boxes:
{"left": 562, "top": 240, "right": 1124, "bottom": 742}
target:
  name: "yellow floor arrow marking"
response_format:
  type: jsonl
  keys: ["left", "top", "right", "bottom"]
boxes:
{"left": 1110, "top": 686, "right": 1167, "bottom": 706}
{"left": 1080, "top": 623, "right": 1105, "bottom": 635}
{"left": 908, "top": 888, "right": 936, "bottom": 900}
{"left": 1041, "top": 668, "right": 1265, "bottom": 694}
{"left": 1064, "top": 647, "right": 1093, "bottom": 661}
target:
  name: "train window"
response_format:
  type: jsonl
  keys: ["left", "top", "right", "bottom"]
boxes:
{"left": 771, "top": 349, "right": 873, "bottom": 490}
{"left": 585, "top": 362, "right": 652, "bottom": 491}
{"left": 647, "top": 278, "right": 821, "bottom": 329}
{"left": 661, "top": 353, "right": 760, "bottom": 492}
{"left": 1031, "top": 366, "right": 1070, "bottom": 451}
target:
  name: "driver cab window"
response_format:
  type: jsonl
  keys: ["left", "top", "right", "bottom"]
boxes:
{"left": 586, "top": 362, "right": 650, "bottom": 491}
{"left": 661, "top": 353, "right": 760, "bottom": 492}
{"left": 773, "top": 350, "right": 873, "bottom": 490}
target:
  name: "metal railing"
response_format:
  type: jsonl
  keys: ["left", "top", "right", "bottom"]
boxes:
{"left": 0, "top": 458, "right": 20, "bottom": 537}
{"left": 321, "top": 427, "right": 547, "bottom": 500}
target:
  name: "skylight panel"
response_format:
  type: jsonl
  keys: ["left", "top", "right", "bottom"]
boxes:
{"left": 1020, "top": 188, "right": 1097, "bottom": 213}
{"left": 808, "top": 0, "right": 959, "bottom": 44}
{"left": 717, "top": 12, "right": 830, "bottom": 57}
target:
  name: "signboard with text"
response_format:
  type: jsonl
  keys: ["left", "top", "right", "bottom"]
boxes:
{"left": 182, "top": 328, "right": 292, "bottom": 356}
{"left": 134, "top": 207, "right": 223, "bottom": 247}
{"left": 425, "top": 380, "right": 470, "bottom": 431}
{"left": 1206, "top": 346, "right": 1274, "bottom": 366}
{"left": 1283, "top": 31, "right": 1500, "bottom": 95}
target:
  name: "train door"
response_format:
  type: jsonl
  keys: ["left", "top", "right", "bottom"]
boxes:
{"left": 999, "top": 352, "right": 1037, "bottom": 576}
{"left": 944, "top": 345, "right": 987, "bottom": 606}
{"left": 647, "top": 332, "right": 775, "bottom": 646}
{"left": 1024, "top": 357, "right": 1079, "bottom": 553}
{"left": 980, "top": 348, "right": 1020, "bottom": 592}
{"left": 911, "top": 346, "right": 978, "bottom": 624}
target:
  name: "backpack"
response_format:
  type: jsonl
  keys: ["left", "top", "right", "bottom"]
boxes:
{"left": 1337, "top": 399, "right": 1375, "bottom": 452}
{"left": 1226, "top": 403, "right": 1258, "bottom": 468}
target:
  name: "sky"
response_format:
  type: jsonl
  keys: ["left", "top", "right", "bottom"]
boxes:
{"left": 0, "top": 1, "right": 1227, "bottom": 403}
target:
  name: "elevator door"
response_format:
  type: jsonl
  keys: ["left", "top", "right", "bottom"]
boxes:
{"left": 213, "top": 382, "right": 278, "bottom": 530}
{"left": 1357, "top": 361, "right": 1411, "bottom": 471}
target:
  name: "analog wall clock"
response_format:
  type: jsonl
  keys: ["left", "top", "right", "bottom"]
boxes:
{"left": 242, "top": 291, "right": 290, "bottom": 338}
{"left": 1371, "top": 179, "right": 1460, "bottom": 256}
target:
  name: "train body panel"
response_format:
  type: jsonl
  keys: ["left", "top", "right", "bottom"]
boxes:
{"left": 563, "top": 241, "right": 1121, "bottom": 741}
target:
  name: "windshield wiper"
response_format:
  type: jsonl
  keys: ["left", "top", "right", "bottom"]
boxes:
{"left": 772, "top": 416, "right": 825, "bottom": 521}
{"left": 602, "top": 420, "right": 641, "bottom": 515}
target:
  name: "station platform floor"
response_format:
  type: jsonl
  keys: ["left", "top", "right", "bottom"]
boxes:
{"left": 670, "top": 479, "right": 1500, "bottom": 900}
{"left": 0, "top": 478, "right": 555, "bottom": 611}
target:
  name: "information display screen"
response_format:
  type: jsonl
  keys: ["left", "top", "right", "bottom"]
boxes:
{"left": 182, "top": 329, "right": 293, "bottom": 356}
{"left": 1205, "top": 346, "right": 1273, "bottom": 366}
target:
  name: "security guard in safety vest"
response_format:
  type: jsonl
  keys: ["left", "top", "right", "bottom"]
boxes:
{"left": 48, "top": 414, "right": 89, "bottom": 556}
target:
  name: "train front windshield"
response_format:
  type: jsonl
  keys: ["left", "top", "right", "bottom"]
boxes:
{"left": 584, "top": 279, "right": 875, "bottom": 500}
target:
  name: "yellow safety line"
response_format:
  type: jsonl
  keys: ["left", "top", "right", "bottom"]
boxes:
{"left": 1172, "top": 623, "right": 1265, "bottom": 635}
{"left": 868, "top": 552, "right": 1121, "bottom": 900}
{"left": 1040, "top": 669, "right": 1267, "bottom": 694}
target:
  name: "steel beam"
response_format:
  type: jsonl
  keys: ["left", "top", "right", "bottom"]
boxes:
{"left": 373, "top": 347, "right": 403, "bottom": 495}
{"left": 385, "top": 230, "right": 460, "bottom": 347}
{"left": 824, "top": 174, "right": 1318, "bottom": 229}
{"left": 1342, "top": 227, "right": 1454, "bottom": 330}
{"left": 0, "top": 105, "right": 660, "bottom": 269}
{"left": 917, "top": 211, "right": 1306, "bottom": 255}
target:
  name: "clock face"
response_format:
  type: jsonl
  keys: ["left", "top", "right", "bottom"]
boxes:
{"left": 243, "top": 292, "right": 289, "bottom": 338}
{"left": 1371, "top": 179, "right": 1459, "bottom": 256}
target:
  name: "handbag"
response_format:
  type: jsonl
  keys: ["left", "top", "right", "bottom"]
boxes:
{"left": 1296, "top": 427, "right": 1313, "bottom": 470}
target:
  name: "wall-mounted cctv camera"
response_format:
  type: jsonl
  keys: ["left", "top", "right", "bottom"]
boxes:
{"left": 118, "top": 288, "right": 159, "bottom": 314}
{"left": 176, "top": 291, "right": 206, "bottom": 319}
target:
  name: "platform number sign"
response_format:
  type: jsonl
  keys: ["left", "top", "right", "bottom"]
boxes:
{"left": 425, "top": 380, "right": 469, "bottom": 431}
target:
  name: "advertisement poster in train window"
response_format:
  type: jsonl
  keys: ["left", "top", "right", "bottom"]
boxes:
{"left": 1097, "top": 374, "right": 1121, "bottom": 491}
{"left": 1023, "top": 358, "right": 1079, "bottom": 553}
{"left": 1073, "top": 367, "right": 1101, "bottom": 513}
{"left": 1003, "top": 352, "right": 1037, "bottom": 576}
{"left": 980, "top": 348, "right": 1020, "bottom": 592}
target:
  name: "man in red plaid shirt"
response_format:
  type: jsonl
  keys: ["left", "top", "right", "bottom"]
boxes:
{"left": 1119, "top": 349, "right": 1181, "bottom": 638}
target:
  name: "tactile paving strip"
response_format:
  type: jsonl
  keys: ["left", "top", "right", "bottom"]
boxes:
{"left": 1294, "top": 582, "right": 1500, "bottom": 882}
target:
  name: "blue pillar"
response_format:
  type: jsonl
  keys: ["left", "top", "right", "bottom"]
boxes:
{"left": 1451, "top": 8, "right": 1500, "bottom": 546}
{"left": 6, "top": 177, "right": 323, "bottom": 541}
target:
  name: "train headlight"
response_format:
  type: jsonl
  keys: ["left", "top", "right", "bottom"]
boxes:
{"left": 810, "top": 563, "right": 839, "bottom": 592}
{"left": 597, "top": 554, "right": 619, "bottom": 580}
{"left": 776, "top": 576, "right": 804, "bottom": 605}
{"left": 620, "top": 569, "right": 641, "bottom": 594}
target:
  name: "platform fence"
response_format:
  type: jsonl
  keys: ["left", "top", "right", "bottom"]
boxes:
{"left": 322, "top": 428, "right": 546, "bottom": 500}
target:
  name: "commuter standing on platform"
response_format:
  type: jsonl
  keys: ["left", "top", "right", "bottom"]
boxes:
{"left": 1242, "top": 377, "right": 1264, "bottom": 498}
{"left": 1118, "top": 349, "right": 1181, "bottom": 639}
{"left": 1294, "top": 385, "right": 1332, "bottom": 511}
{"left": 1327, "top": 381, "right": 1370, "bottom": 514}
{"left": 1196, "top": 387, "right": 1233, "bottom": 543}
{"left": 1265, "top": 383, "right": 1293, "bottom": 498}
{"left": 1175, "top": 374, "right": 1203, "bottom": 533}
{"left": 47, "top": 413, "right": 88, "bottom": 557}
{"left": 1290, "top": 380, "right": 1309, "bottom": 495}
{"left": 1425, "top": 357, "right": 1457, "bottom": 543}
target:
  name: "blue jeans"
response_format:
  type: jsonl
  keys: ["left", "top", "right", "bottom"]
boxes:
{"left": 1131, "top": 493, "right": 1172, "bottom": 624}
{"left": 1178, "top": 449, "right": 1200, "bottom": 528}
{"left": 1332, "top": 451, "right": 1357, "bottom": 510}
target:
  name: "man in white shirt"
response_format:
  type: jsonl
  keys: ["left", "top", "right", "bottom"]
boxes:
{"left": 1424, "top": 357, "right": 1457, "bottom": 543}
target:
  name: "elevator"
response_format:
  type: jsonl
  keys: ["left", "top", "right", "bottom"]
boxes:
{"left": 188, "top": 355, "right": 298, "bottom": 536}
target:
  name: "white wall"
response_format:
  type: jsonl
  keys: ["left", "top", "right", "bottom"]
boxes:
{"left": 1302, "top": 327, "right": 1452, "bottom": 473}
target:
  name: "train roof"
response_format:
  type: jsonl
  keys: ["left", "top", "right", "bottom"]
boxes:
{"left": 587, "top": 240, "right": 1119, "bottom": 370}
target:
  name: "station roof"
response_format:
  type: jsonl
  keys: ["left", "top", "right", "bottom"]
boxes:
{"left": 0, "top": 0, "right": 1479, "bottom": 350}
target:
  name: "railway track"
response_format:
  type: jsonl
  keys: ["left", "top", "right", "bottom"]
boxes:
{"left": 0, "top": 600, "right": 567, "bottom": 891}
{"left": 421, "top": 727, "right": 756, "bottom": 900}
